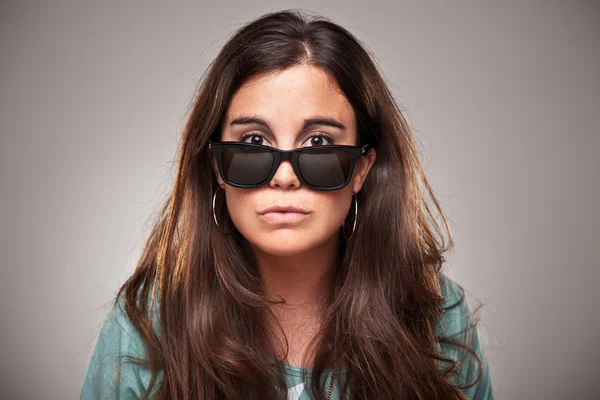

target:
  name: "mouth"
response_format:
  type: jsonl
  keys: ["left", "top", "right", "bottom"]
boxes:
{"left": 259, "top": 205, "right": 311, "bottom": 214}
{"left": 259, "top": 211, "right": 311, "bottom": 224}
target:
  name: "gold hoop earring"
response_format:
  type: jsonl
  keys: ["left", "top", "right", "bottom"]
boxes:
{"left": 212, "top": 186, "right": 235, "bottom": 234}
{"left": 342, "top": 194, "right": 358, "bottom": 241}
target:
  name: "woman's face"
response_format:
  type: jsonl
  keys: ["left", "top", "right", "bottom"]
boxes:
{"left": 211, "top": 64, "right": 376, "bottom": 257}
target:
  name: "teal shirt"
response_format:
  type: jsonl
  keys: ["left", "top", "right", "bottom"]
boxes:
{"left": 81, "top": 275, "right": 494, "bottom": 399}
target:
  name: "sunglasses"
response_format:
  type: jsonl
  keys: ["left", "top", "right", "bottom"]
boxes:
{"left": 209, "top": 140, "right": 372, "bottom": 191}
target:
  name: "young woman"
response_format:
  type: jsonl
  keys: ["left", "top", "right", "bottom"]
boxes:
{"left": 81, "top": 9, "right": 494, "bottom": 400}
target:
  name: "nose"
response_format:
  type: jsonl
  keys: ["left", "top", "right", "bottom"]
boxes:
{"left": 269, "top": 159, "right": 301, "bottom": 190}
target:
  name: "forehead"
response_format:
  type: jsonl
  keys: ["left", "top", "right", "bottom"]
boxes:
{"left": 224, "top": 64, "right": 356, "bottom": 130}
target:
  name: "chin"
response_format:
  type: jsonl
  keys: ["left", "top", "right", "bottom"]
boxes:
{"left": 247, "top": 233, "right": 315, "bottom": 256}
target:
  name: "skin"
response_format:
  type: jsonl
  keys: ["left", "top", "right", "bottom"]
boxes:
{"left": 210, "top": 64, "right": 376, "bottom": 366}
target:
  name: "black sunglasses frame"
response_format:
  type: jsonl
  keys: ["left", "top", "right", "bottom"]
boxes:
{"left": 208, "top": 140, "right": 372, "bottom": 191}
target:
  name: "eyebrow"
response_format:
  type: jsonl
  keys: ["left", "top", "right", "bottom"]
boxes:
{"left": 229, "top": 115, "right": 347, "bottom": 132}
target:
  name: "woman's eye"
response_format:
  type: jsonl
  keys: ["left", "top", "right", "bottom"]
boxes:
{"left": 240, "top": 133, "right": 333, "bottom": 147}
{"left": 304, "top": 134, "right": 333, "bottom": 147}
{"left": 241, "top": 134, "right": 266, "bottom": 145}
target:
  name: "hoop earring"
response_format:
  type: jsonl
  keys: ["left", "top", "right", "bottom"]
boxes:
{"left": 342, "top": 194, "right": 358, "bottom": 241}
{"left": 212, "top": 186, "right": 235, "bottom": 234}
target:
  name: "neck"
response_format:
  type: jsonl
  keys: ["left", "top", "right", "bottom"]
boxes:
{"left": 250, "top": 233, "right": 342, "bottom": 312}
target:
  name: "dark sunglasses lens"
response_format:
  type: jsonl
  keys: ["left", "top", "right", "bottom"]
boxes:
{"left": 222, "top": 146, "right": 273, "bottom": 185}
{"left": 298, "top": 149, "right": 350, "bottom": 188}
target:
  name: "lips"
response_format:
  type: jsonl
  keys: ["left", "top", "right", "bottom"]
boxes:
{"left": 259, "top": 205, "right": 310, "bottom": 214}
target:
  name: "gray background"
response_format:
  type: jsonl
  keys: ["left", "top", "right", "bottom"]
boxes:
{"left": 1, "top": 1, "right": 598, "bottom": 399}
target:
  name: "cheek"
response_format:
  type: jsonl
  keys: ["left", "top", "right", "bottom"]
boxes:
{"left": 223, "top": 189, "right": 255, "bottom": 229}
{"left": 315, "top": 194, "right": 352, "bottom": 230}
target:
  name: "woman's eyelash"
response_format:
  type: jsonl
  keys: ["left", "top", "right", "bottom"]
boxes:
{"left": 239, "top": 132, "right": 334, "bottom": 144}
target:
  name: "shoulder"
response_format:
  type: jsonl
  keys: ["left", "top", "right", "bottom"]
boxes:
{"left": 435, "top": 273, "right": 495, "bottom": 400}
{"left": 80, "top": 282, "right": 162, "bottom": 400}
{"left": 436, "top": 273, "right": 470, "bottom": 337}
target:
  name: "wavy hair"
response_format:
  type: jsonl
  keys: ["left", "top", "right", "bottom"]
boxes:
{"left": 115, "top": 9, "right": 483, "bottom": 399}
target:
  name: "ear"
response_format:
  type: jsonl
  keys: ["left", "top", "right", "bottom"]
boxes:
{"left": 352, "top": 148, "right": 376, "bottom": 194}
{"left": 210, "top": 154, "right": 225, "bottom": 187}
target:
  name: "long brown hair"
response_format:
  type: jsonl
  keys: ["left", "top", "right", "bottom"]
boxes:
{"left": 115, "top": 9, "right": 483, "bottom": 399}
